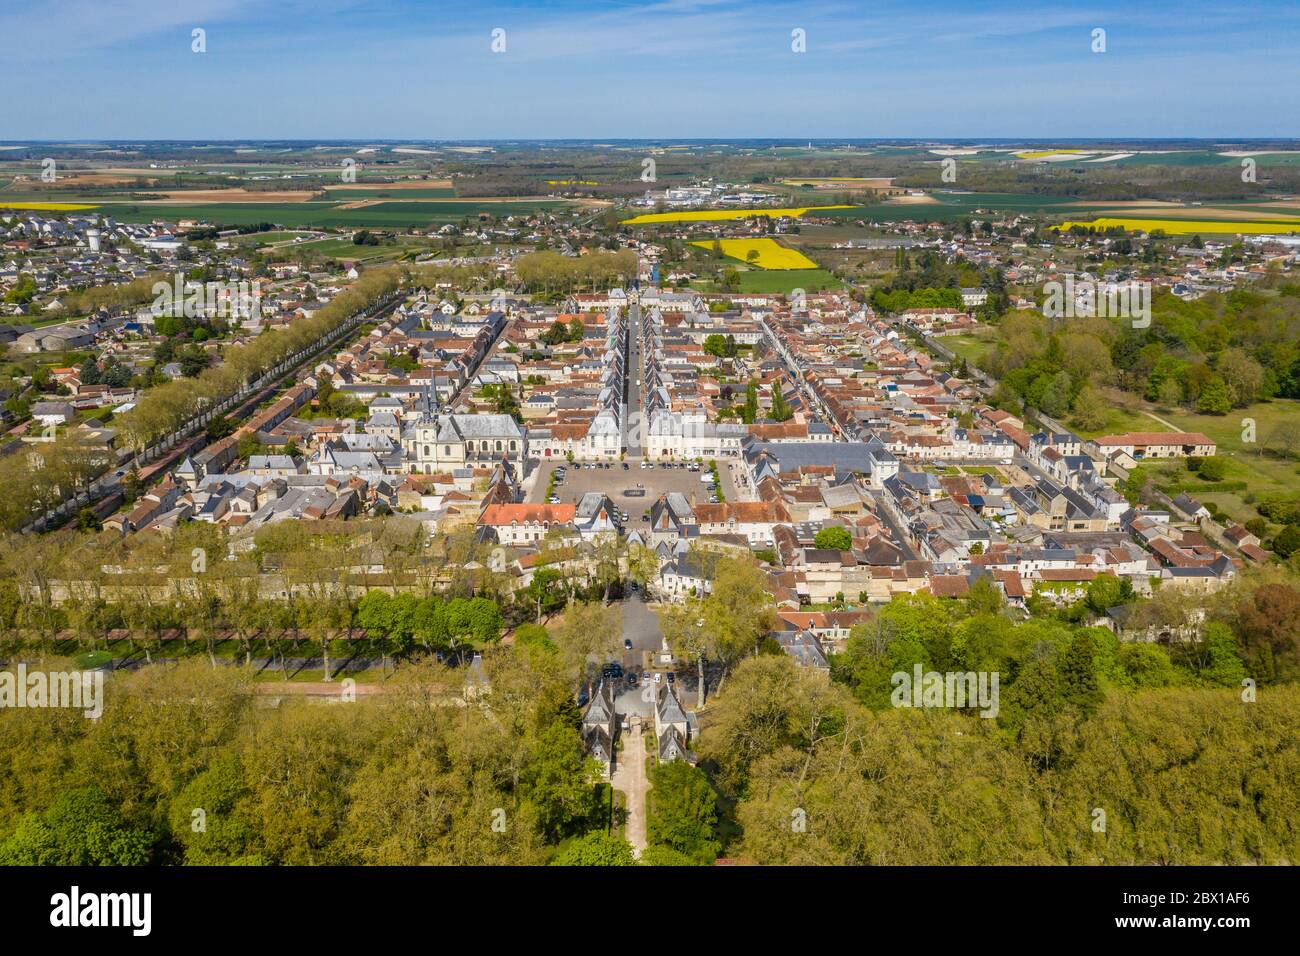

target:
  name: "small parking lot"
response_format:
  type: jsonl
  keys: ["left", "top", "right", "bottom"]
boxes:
{"left": 526, "top": 457, "right": 741, "bottom": 513}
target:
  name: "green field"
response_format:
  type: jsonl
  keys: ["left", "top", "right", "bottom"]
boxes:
{"left": 91, "top": 199, "right": 571, "bottom": 228}
{"left": 322, "top": 187, "right": 457, "bottom": 198}
{"left": 941, "top": 330, "right": 999, "bottom": 367}
{"left": 707, "top": 268, "right": 843, "bottom": 293}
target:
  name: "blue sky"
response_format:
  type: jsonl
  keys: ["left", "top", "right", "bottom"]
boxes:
{"left": 3, "top": 0, "right": 1298, "bottom": 139}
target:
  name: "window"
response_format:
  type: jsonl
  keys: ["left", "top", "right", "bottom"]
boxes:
{"left": 423, "top": 445, "right": 430, "bottom": 457}
{"left": 444, "top": 445, "right": 451, "bottom": 456}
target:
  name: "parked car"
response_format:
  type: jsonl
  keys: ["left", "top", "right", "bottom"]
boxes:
{"left": 622, "top": 462, "right": 630, "bottom": 470}
{"left": 654, "top": 672, "right": 662, "bottom": 683}
{"left": 666, "top": 672, "right": 675, "bottom": 684}
{"left": 623, "top": 638, "right": 633, "bottom": 650}
{"left": 627, "top": 671, "right": 638, "bottom": 685}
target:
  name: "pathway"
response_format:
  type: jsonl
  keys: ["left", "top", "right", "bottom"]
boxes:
{"left": 611, "top": 716, "right": 649, "bottom": 856}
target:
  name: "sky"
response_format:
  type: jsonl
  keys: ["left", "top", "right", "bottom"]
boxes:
{"left": 2, "top": 0, "right": 1298, "bottom": 140}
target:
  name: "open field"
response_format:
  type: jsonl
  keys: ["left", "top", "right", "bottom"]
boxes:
{"left": 621, "top": 205, "right": 852, "bottom": 224}
{"left": 1056, "top": 217, "right": 1300, "bottom": 235}
{"left": 135, "top": 188, "right": 321, "bottom": 203}
{"left": 695, "top": 268, "right": 844, "bottom": 293}
{"left": 940, "top": 329, "right": 999, "bottom": 366}
{"left": 689, "top": 238, "right": 818, "bottom": 269}
{"left": 87, "top": 198, "right": 572, "bottom": 228}
{"left": 0, "top": 201, "right": 98, "bottom": 211}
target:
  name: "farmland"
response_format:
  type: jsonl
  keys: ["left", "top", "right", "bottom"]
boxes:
{"left": 1056, "top": 217, "right": 1300, "bottom": 235}
{"left": 689, "top": 238, "right": 818, "bottom": 270}
{"left": 86, "top": 199, "right": 572, "bottom": 228}
{"left": 621, "top": 205, "right": 852, "bottom": 224}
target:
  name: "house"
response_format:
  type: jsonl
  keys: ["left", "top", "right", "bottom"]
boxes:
{"left": 30, "top": 401, "right": 76, "bottom": 427}
{"left": 581, "top": 679, "right": 618, "bottom": 776}
{"left": 1170, "top": 493, "right": 1210, "bottom": 523}
{"left": 654, "top": 684, "right": 691, "bottom": 762}
{"left": 480, "top": 503, "right": 578, "bottom": 546}
{"left": 1094, "top": 431, "right": 1216, "bottom": 459}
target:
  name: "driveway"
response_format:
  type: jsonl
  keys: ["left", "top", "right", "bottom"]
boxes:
{"left": 611, "top": 716, "right": 649, "bottom": 856}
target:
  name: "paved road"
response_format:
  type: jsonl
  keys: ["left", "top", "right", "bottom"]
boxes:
{"left": 625, "top": 301, "right": 643, "bottom": 455}
{"left": 610, "top": 716, "right": 648, "bottom": 856}
{"left": 615, "top": 593, "right": 665, "bottom": 718}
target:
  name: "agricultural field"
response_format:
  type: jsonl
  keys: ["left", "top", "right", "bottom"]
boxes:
{"left": 621, "top": 205, "right": 852, "bottom": 224}
{"left": 689, "top": 238, "right": 818, "bottom": 269}
{"left": 733, "top": 268, "right": 842, "bottom": 293}
{"left": 0, "top": 201, "right": 99, "bottom": 211}
{"left": 1056, "top": 216, "right": 1300, "bottom": 235}
{"left": 85, "top": 199, "right": 571, "bottom": 228}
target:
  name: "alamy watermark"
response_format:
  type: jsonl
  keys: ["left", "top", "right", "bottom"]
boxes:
{"left": 0, "top": 664, "right": 103, "bottom": 719}
{"left": 891, "top": 664, "right": 999, "bottom": 718}
{"left": 1042, "top": 275, "right": 1151, "bottom": 328}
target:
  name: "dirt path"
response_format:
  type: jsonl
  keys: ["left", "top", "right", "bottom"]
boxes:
{"left": 1141, "top": 409, "right": 1181, "bottom": 430}
{"left": 612, "top": 717, "right": 649, "bottom": 856}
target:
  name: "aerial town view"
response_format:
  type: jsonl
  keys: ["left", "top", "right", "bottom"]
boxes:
{"left": 0, "top": 0, "right": 1294, "bottom": 934}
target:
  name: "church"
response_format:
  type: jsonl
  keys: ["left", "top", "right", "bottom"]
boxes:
{"left": 400, "top": 385, "right": 526, "bottom": 474}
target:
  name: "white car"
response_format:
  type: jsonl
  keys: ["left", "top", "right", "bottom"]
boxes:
{"left": 654, "top": 672, "right": 662, "bottom": 683}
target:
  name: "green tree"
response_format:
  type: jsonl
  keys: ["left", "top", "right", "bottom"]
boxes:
{"left": 1196, "top": 376, "right": 1232, "bottom": 414}
{"left": 647, "top": 761, "right": 720, "bottom": 864}
{"left": 813, "top": 526, "right": 852, "bottom": 551}
{"left": 551, "top": 831, "right": 636, "bottom": 866}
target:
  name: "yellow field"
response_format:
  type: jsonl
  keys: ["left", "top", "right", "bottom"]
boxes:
{"left": 621, "top": 205, "right": 851, "bottom": 225}
{"left": 546, "top": 180, "right": 599, "bottom": 185}
{"left": 0, "top": 202, "right": 99, "bottom": 211}
{"left": 1016, "top": 149, "right": 1089, "bottom": 159}
{"left": 690, "top": 238, "right": 819, "bottom": 270}
{"left": 1056, "top": 217, "right": 1300, "bottom": 236}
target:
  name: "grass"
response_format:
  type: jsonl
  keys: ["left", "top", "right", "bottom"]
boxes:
{"left": 941, "top": 330, "right": 998, "bottom": 367}
{"left": 735, "top": 268, "right": 842, "bottom": 293}
{"left": 689, "top": 238, "right": 818, "bottom": 270}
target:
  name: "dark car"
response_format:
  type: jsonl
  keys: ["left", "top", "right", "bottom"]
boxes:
{"left": 627, "top": 671, "right": 638, "bottom": 685}
{"left": 622, "top": 462, "right": 630, "bottom": 470}
{"left": 666, "top": 672, "right": 675, "bottom": 684}
{"left": 623, "top": 638, "right": 633, "bottom": 650}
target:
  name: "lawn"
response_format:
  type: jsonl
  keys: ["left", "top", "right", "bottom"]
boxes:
{"left": 941, "top": 330, "right": 998, "bottom": 368}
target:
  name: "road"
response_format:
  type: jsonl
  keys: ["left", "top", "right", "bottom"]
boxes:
{"left": 614, "top": 593, "right": 666, "bottom": 718}
{"left": 609, "top": 716, "right": 648, "bottom": 856}
{"left": 624, "top": 300, "right": 643, "bottom": 455}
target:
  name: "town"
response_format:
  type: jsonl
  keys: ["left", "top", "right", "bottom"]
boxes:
{"left": 2, "top": 134, "right": 1299, "bottom": 874}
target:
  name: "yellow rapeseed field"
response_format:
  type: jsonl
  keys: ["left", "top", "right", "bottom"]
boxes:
{"left": 1056, "top": 217, "right": 1300, "bottom": 235}
{"left": 689, "top": 238, "right": 818, "bottom": 270}
{"left": 621, "top": 205, "right": 851, "bottom": 225}
{"left": 1016, "top": 149, "right": 1089, "bottom": 159}
{"left": 0, "top": 202, "right": 99, "bottom": 211}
